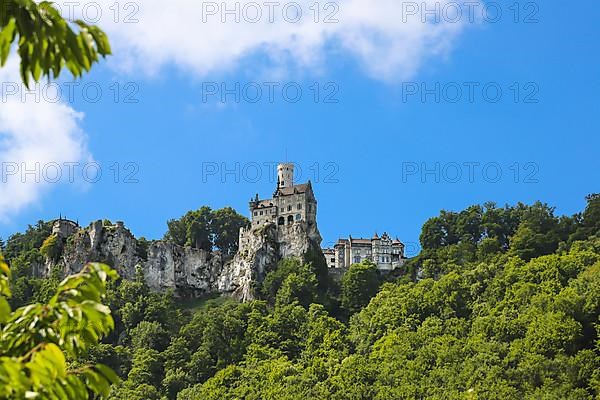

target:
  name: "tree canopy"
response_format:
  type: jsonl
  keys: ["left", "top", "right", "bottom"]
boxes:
{"left": 165, "top": 207, "right": 249, "bottom": 255}
{"left": 1, "top": 195, "right": 599, "bottom": 398}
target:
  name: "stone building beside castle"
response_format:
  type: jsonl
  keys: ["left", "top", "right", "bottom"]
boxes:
{"left": 323, "top": 233, "right": 406, "bottom": 271}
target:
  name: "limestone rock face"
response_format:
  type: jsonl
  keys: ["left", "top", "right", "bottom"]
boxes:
{"left": 43, "top": 219, "right": 322, "bottom": 301}
{"left": 219, "top": 220, "right": 322, "bottom": 301}
{"left": 218, "top": 223, "right": 280, "bottom": 301}
{"left": 53, "top": 220, "right": 139, "bottom": 280}
{"left": 142, "top": 242, "right": 221, "bottom": 294}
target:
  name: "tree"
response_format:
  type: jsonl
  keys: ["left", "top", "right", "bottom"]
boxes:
{"left": 125, "top": 348, "right": 162, "bottom": 387}
{"left": 3, "top": 220, "right": 52, "bottom": 261}
{"left": 40, "top": 233, "right": 61, "bottom": 261}
{"left": 582, "top": 194, "right": 600, "bottom": 232}
{"left": 0, "top": 254, "right": 120, "bottom": 398}
{"left": 162, "top": 368, "right": 191, "bottom": 399}
{"left": 186, "top": 207, "right": 213, "bottom": 250}
{"left": 166, "top": 207, "right": 248, "bottom": 254}
{"left": 0, "top": 0, "right": 111, "bottom": 87}
{"left": 341, "top": 261, "right": 380, "bottom": 315}
{"left": 275, "top": 266, "right": 318, "bottom": 308}
{"left": 211, "top": 207, "right": 249, "bottom": 256}
{"left": 164, "top": 218, "right": 187, "bottom": 247}
{"left": 456, "top": 205, "right": 484, "bottom": 244}
{"left": 420, "top": 211, "right": 459, "bottom": 250}
{"left": 129, "top": 321, "right": 170, "bottom": 352}
{"left": 165, "top": 206, "right": 213, "bottom": 250}
{"left": 570, "top": 194, "right": 600, "bottom": 243}
{"left": 261, "top": 258, "right": 303, "bottom": 304}
{"left": 509, "top": 224, "right": 546, "bottom": 261}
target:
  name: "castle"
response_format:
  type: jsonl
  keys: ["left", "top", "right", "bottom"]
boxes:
{"left": 239, "top": 162, "right": 405, "bottom": 272}
{"left": 248, "top": 163, "right": 318, "bottom": 228}
{"left": 238, "top": 163, "right": 321, "bottom": 254}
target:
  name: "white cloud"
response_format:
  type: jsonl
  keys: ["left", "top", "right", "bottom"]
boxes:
{"left": 70, "top": 0, "right": 478, "bottom": 82}
{"left": 0, "top": 58, "right": 92, "bottom": 222}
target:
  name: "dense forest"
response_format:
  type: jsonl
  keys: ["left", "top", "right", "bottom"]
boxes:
{"left": 1, "top": 195, "right": 599, "bottom": 399}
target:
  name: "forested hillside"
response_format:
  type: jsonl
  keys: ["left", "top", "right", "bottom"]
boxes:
{"left": 1, "top": 195, "right": 599, "bottom": 399}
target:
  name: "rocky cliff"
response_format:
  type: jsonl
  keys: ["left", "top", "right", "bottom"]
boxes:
{"left": 219, "top": 220, "right": 322, "bottom": 301}
{"left": 43, "top": 219, "right": 323, "bottom": 301}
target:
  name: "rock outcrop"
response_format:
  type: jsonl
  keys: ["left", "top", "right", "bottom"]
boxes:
{"left": 43, "top": 218, "right": 323, "bottom": 301}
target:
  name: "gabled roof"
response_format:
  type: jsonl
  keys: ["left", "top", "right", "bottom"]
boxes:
{"left": 255, "top": 200, "right": 275, "bottom": 208}
{"left": 276, "top": 182, "right": 311, "bottom": 196}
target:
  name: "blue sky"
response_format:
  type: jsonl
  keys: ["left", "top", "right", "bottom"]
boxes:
{"left": 1, "top": 1, "right": 599, "bottom": 254}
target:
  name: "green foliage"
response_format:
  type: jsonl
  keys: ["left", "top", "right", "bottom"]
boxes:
{"left": 129, "top": 321, "right": 170, "bottom": 352}
{"left": 165, "top": 207, "right": 249, "bottom": 253}
{"left": 0, "top": 0, "right": 111, "bottom": 87}
{"left": 275, "top": 266, "right": 318, "bottom": 308}
{"left": 3, "top": 196, "right": 599, "bottom": 398}
{"left": 341, "top": 260, "right": 380, "bottom": 315}
{"left": 0, "top": 256, "right": 120, "bottom": 399}
{"left": 212, "top": 207, "right": 250, "bottom": 256}
{"left": 39, "top": 233, "right": 61, "bottom": 261}
{"left": 105, "top": 267, "right": 183, "bottom": 337}
{"left": 411, "top": 199, "right": 596, "bottom": 277}
{"left": 3, "top": 220, "right": 51, "bottom": 261}
{"left": 261, "top": 258, "right": 312, "bottom": 304}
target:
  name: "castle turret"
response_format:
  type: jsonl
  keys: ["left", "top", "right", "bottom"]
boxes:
{"left": 277, "top": 163, "right": 294, "bottom": 189}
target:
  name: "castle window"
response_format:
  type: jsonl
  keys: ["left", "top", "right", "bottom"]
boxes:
{"left": 295, "top": 213, "right": 301, "bottom": 221}
{"left": 287, "top": 215, "right": 294, "bottom": 224}
{"left": 260, "top": 211, "right": 263, "bottom": 216}
{"left": 288, "top": 205, "right": 292, "bottom": 211}
{"left": 297, "top": 203, "right": 302, "bottom": 210}
{"left": 354, "top": 256, "right": 361, "bottom": 264}
{"left": 278, "top": 217, "right": 285, "bottom": 226}
{"left": 254, "top": 212, "right": 257, "bottom": 216}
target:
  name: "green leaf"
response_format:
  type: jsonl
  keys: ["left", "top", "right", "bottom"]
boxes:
{"left": 0, "top": 18, "right": 17, "bottom": 65}
{"left": 0, "top": 297, "right": 11, "bottom": 323}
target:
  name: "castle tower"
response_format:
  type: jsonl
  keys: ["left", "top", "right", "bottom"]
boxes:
{"left": 277, "top": 163, "right": 294, "bottom": 189}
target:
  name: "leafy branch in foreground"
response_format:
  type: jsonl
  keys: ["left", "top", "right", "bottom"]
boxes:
{"left": 0, "top": 0, "right": 111, "bottom": 87}
{"left": 0, "top": 254, "right": 120, "bottom": 399}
